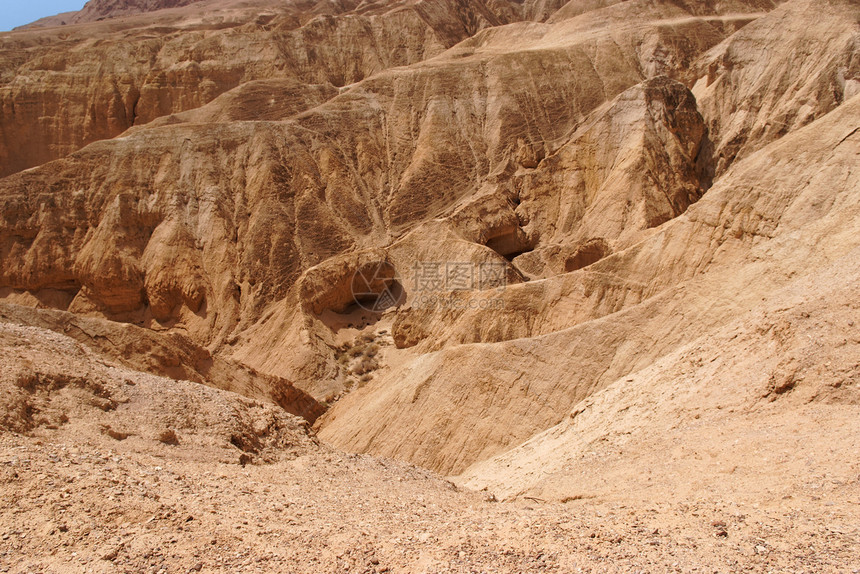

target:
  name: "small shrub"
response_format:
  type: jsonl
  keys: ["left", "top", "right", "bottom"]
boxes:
{"left": 351, "top": 357, "right": 378, "bottom": 376}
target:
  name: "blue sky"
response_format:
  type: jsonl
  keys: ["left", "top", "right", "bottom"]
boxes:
{"left": 0, "top": 1, "right": 87, "bottom": 32}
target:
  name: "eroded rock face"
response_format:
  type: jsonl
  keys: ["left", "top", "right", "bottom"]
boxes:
{"left": 691, "top": 0, "right": 860, "bottom": 175}
{"left": 320, "top": 93, "right": 860, "bottom": 474}
{"left": 2, "top": 0, "right": 858, "bottom": 480}
{"left": 72, "top": 0, "right": 209, "bottom": 23}
{"left": 0, "top": 0, "right": 739, "bottom": 351}
{"left": 380, "top": 75, "right": 709, "bottom": 351}
{"left": 509, "top": 76, "right": 709, "bottom": 278}
{"left": 0, "top": 0, "right": 523, "bottom": 178}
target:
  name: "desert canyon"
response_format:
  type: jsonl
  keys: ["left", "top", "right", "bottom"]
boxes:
{"left": 0, "top": 0, "right": 859, "bottom": 571}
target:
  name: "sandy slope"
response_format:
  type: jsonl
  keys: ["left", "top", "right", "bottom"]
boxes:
{"left": 1, "top": 321, "right": 858, "bottom": 573}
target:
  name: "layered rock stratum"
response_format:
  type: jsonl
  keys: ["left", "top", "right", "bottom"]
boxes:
{"left": 1, "top": 0, "right": 859, "bottom": 570}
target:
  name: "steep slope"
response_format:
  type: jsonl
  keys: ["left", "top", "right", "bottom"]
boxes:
{"left": 378, "top": 0, "right": 860, "bottom": 355}
{"left": 0, "top": 0, "right": 762, "bottom": 402}
{"left": 0, "top": 302, "right": 325, "bottom": 422}
{"left": 691, "top": 0, "right": 860, "bottom": 175}
{"left": 313, "top": 0, "right": 860, "bottom": 470}
{"left": 460, "top": 252, "right": 860, "bottom": 500}
{"left": 0, "top": 319, "right": 318, "bottom": 462}
{"left": 0, "top": 0, "right": 519, "bottom": 178}
{"left": 72, "top": 0, "right": 210, "bottom": 23}
{"left": 2, "top": 0, "right": 855, "bottom": 477}
{"left": 319, "top": 94, "right": 860, "bottom": 474}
